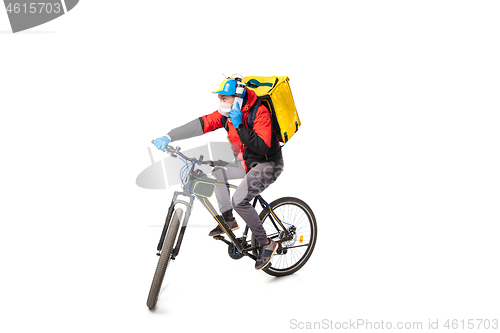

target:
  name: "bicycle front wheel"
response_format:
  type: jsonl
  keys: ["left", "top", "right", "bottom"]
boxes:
{"left": 252, "top": 197, "right": 317, "bottom": 277}
{"left": 147, "top": 208, "right": 182, "bottom": 309}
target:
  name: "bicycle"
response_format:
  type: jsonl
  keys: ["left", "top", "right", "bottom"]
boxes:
{"left": 146, "top": 143, "right": 317, "bottom": 309}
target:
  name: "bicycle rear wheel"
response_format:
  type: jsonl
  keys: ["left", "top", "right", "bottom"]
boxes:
{"left": 147, "top": 208, "right": 182, "bottom": 309}
{"left": 252, "top": 197, "right": 317, "bottom": 277}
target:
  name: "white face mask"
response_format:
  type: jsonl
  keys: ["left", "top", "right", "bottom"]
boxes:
{"left": 218, "top": 102, "right": 232, "bottom": 116}
{"left": 217, "top": 96, "right": 244, "bottom": 117}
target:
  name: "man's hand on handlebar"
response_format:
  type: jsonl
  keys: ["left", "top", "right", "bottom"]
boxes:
{"left": 153, "top": 136, "right": 170, "bottom": 151}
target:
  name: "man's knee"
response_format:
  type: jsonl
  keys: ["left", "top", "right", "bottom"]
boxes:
{"left": 211, "top": 167, "right": 225, "bottom": 181}
{"left": 231, "top": 181, "right": 254, "bottom": 211}
{"left": 231, "top": 196, "right": 242, "bottom": 210}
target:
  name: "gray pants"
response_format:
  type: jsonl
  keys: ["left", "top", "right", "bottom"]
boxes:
{"left": 211, "top": 159, "right": 284, "bottom": 244}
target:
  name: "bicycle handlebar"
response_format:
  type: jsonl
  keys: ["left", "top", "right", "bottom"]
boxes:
{"left": 151, "top": 140, "right": 240, "bottom": 168}
{"left": 210, "top": 160, "right": 241, "bottom": 168}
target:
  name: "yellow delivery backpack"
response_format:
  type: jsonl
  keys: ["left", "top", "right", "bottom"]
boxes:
{"left": 243, "top": 76, "right": 301, "bottom": 144}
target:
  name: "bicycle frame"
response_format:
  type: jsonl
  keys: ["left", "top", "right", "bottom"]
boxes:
{"left": 153, "top": 144, "right": 291, "bottom": 262}
{"left": 156, "top": 182, "right": 290, "bottom": 262}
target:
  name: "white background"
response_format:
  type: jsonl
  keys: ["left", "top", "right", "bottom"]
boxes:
{"left": 1, "top": 1, "right": 499, "bottom": 332}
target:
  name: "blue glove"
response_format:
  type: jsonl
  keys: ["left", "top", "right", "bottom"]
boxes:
{"left": 229, "top": 102, "right": 242, "bottom": 128}
{"left": 154, "top": 135, "right": 170, "bottom": 151}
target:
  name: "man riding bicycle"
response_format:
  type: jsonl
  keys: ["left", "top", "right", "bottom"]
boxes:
{"left": 153, "top": 74, "right": 284, "bottom": 270}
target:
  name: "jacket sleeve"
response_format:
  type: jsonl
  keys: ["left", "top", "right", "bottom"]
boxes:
{"left": 167, "top": 111, "right": 223, "bottom": 142}
{"left": 236, "top": 105, "right": 272, "bottom": 155}
{"left": 167, "top": 118, "right": 205, "bottom": 142}
{"left": 201, "top": 110, "right": 224, "bottom": 134}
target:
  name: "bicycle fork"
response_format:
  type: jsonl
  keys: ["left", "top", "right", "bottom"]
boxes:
{"left": 156, "top": 191, "right": 194, "bottom": 259}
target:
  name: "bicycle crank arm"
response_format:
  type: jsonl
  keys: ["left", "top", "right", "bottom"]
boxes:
{"left": 213, "top": 235, "right": 232, "bottom": 246}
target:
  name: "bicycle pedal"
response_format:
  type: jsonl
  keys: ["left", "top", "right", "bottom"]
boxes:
{"left": 213, "top": 235, "right": 225, "bottom": 240}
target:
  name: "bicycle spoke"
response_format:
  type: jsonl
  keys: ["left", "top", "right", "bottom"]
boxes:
{"left": 251, "top": 197, "right": 317, "bottom": 276}
{"left": 267, "top": 203, "right": 311, "bottom": 271}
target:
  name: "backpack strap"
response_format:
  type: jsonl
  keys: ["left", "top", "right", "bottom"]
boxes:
{"left": 221, "top": 116, "right": 229, "bottom": 131}
{"left": 246, "top": 95, "right": 284, "bottom": 142}
{"left": 246, "top": 96, "right": 266, "bottom": 130}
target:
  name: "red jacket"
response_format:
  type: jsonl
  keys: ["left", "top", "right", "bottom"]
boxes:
{"left": 201, "top": 89, "right": 281, "bottom": 172}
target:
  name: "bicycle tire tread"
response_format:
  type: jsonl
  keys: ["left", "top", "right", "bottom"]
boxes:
{"left": 147, "top": 208, "right": 182, "bottom": 309}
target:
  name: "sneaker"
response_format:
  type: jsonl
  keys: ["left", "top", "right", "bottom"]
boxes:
{"left": 208, "top": 217, "right": 239, "bottom": 237}
{"left": 255, "top": 238, "right": 278, "bottom": 270}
